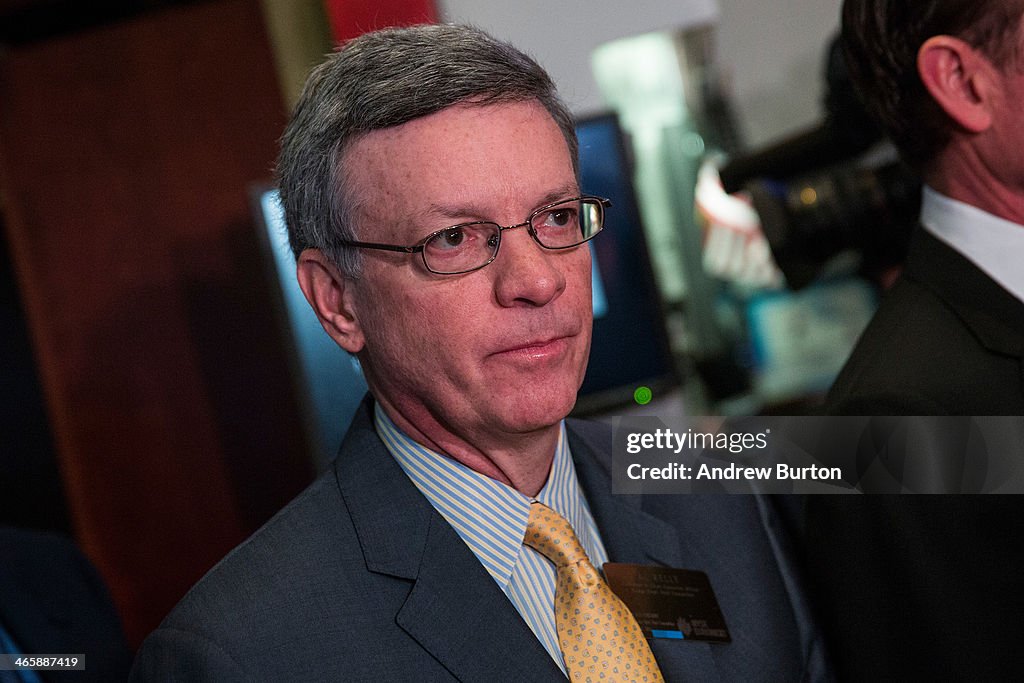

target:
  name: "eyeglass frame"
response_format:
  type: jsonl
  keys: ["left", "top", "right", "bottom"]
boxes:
{"left": 336, "top": 195, "right": 611, "bottom": 275}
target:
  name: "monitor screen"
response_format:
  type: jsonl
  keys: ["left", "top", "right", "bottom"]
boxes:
{"left": 252, "top": 191, "right": 368, "bottom": 467}
{"left": 574, "top": 113, "right": 677, "bottom": 410}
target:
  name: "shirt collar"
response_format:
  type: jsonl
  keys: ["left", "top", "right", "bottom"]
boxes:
{"left": 920, "top": 185, "right": 1024, "bottom": 304}
{"left": 374, "top": 403, "right": 592, "bottom": 588}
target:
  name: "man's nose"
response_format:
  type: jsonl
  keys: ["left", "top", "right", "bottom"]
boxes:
{"left": 491, "top": 227, "right": 565, "bottom": 308}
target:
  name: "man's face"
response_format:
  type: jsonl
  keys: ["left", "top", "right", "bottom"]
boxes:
{"left": 341, "top": 100, "right": 593, "bottom": 443}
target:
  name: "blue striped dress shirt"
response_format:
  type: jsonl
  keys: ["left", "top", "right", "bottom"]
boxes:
{"left": 374, "top": 404, "right": 610, "bottom": 674}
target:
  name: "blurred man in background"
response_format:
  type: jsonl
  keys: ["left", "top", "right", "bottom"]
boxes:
{"left": 811, "top": 1, "right": 1024, "bottom": 679}
{"left": 827, "top": 1, "right": 1024, "bottom": 413}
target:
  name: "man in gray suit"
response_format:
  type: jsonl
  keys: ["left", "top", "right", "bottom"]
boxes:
{"left": 132, "top": 24, "right": 828, "bottom": 682}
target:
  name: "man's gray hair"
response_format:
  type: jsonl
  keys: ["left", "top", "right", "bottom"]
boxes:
{"left": 276, "top": 23, "right": 578, "bottom": 278}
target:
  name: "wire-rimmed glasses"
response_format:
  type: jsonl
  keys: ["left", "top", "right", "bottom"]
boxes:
{"left": 338, "top": 195, "right": 610, "bottom": 275}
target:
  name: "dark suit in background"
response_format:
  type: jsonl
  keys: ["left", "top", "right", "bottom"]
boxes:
{"left": 804, "top": 0, "right": 1024, "bottom": 676}
{"left": 827, "top": 228, "right": 1024, "bottom": 416}
{"left": 0, "top": 528, "right": 132, "bottom": 683}
{"left": 132, "top": 400, "right": 829, "bottom": 682}
{"left": 807, "top": 229, "right": 1024, "bottom": 680}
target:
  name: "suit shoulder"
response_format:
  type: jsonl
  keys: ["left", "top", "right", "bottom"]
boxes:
{"left": 827, "top": 278, "right": 1022, "bottom": 414}
{"left": 157, "top": 472, "right": 357, "bottom": 630}
{"left": 566, "top": 417, "right": 613, "bottom": 467}
{"left": 133, "top": 471, "right": 383, "bottom": 678}
{"left": 566, "top": 417, "right": 612, "bottom": 444}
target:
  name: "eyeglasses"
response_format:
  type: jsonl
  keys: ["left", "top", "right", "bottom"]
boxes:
{"left": 339, "top": 195, "right": 610, "bottom": 275}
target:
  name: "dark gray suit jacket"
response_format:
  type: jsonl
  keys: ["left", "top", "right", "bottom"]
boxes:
{"left": 131, "top": 399, "right": 829, "bottom": 681}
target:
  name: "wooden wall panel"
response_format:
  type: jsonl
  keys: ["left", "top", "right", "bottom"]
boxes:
{"left": 0, "top": 0, "right": 315, "bottom": 646}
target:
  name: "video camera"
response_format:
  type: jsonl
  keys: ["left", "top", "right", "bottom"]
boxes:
{"left": 718, "top": 36, "right": 919, "bottom": 290}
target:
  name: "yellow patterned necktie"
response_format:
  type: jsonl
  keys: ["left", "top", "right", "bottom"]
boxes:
{"left": 524, "top": 501, "right": 665, "bottom": 683}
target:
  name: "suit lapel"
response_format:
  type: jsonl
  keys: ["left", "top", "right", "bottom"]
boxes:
{"left": 395, "top": 515, "right": 564, "bottom": 682}
{"left": 333, "top": 399, "right": 563, "bottom": 682}
{"left": 568, "top": 425, "right": 682, "bottom": 568}
{"left": 567, "top": 422, "right": 723, "bottom": 683}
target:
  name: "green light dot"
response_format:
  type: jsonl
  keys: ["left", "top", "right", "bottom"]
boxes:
{"left": 634, "top": 386, "right": 652, "bottom": 405}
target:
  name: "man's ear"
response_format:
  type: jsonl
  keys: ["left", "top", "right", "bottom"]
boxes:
{"left": 295, "top": 249, "right": 365, "bottom": 354}
{"left": 918, "top": 35, "right": 994, "bottom": 133}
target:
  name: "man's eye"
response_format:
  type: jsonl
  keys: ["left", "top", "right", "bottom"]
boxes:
{"left": 438, "top": 228, "right": 466, "bottom": 249}
{"left": 540, "top": 208, "right": 576, "bottom": 229}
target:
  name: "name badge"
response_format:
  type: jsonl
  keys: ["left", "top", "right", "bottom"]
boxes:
{"left": 603, "top": 563, "right": 731, "bottom": 643}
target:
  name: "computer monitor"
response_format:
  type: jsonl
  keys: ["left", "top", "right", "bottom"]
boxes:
{"left": 574, "top": 112, "right": 677, "bottom": 411}
{"left": 251, "top": 190, "right": 368, "bottom": 468}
